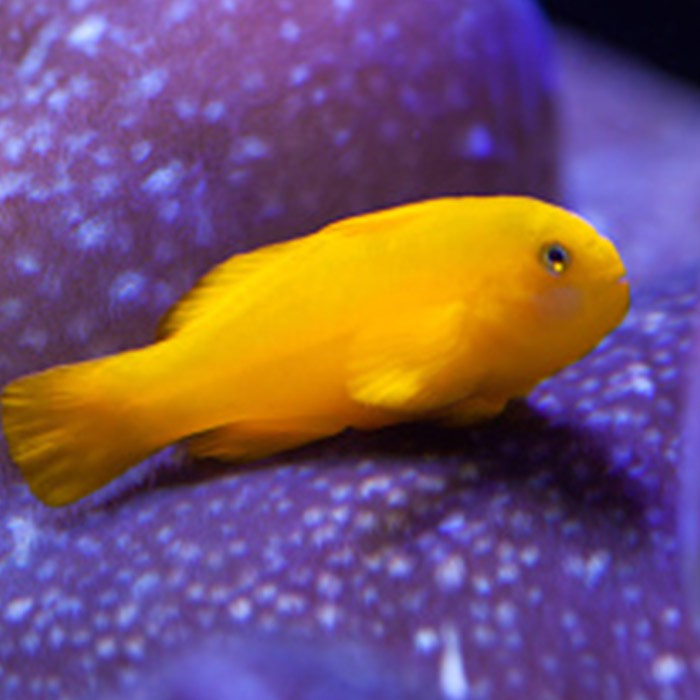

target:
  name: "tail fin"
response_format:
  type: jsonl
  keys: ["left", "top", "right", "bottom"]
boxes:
{"left": 2, "top": 355, "right": 165, "bottom": 507}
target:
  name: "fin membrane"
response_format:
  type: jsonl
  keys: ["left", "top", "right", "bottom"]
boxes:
{"left": 347, "top": 302, "right": 469, "bottom": 413}
{"left": 188, "top": 416, "right": 344, "bottom": 461}
{"left": 2, "top": 362, "right": 159, "bottom": 507}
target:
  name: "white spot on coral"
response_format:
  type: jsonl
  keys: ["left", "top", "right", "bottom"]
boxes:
{"left": 135, "top": 68, "right": 169, "bottom": 99}
{"left": 175, "top": 97, "right": 197, "bottom": 119}
{"left": 661, "top": 607, "right": 681, "bottom": 627}
{"left": 280, "top": 19, "right": 301, "bottom": 41}
{"left": 616, "top": 362, "right": 656, "bottom": 397}
{"left": 186, "top": 583, "right": 205, "bottom": 601}
{"left": 497, "top": 563, "right": 520, "bottom": 583}
{"left": 116, "top": 602, "right": 139, "bottom": 628}
{"left": 439, "top": 625, "right": 470, "bottom": 699}
{"left": 290, "top": 64, "right": 310, "bottom": 86}
{"left": 276, "top": 593, "right": 306, "bottom": 614}
{"left": 92, "top": 174, "right": 119, "bottom": 198}
{"left": 166, "top": 0, "right": 194, "bottom": 23}
{"left": 495, "top": 601, "right": 517, "bottom": 628}
{"left": 93, "top": 146, "right": 114, "bottom": 166}
{"left": 359, "top": 474, "right": 391, "bottom": 498}
{"left": 311, "top": 522, "right": 339, "bottom": 546}
{"left": 228, "top": 597, "right": 252, "bottom": 621}
{"left": 73, "top": 217, "right": 111, "bottom": 249}
{"left": 96, "top": 636, "right": 117, "bottom": 659}
{"left": 0, "top": 172, "right": 30, "bottom": 200}
{"left": 49, "top": 624, "right": 65, "bottom": 649}
{"left": 232, "top": 136, "right": 269, "bottom": 162}
{"left": 20, "top": 22, "right": 61, "bottom": 79}
{"left": 435, "top": 555, "right": 467, "bottom": 591}
{"left": 109, "top": 271, "right": 146, "bottom": 303}
{"left": 131, "top": 140, "right": 152, "bottom": 162}
{"left": 133, "top": 571, "right": 160, "bottom": 597}
{"left": 6, "top": 515, "right": 39, "bottom": 567}
{"left": 76, "top": 535, "right": 101, "bottom": 555}
{"left": 563, "top": 550, "right": 611, "bottom": 588}
{"left": 439, "top": 512, "right": 466, "bottom": 534}
{"left": 125, "top": 635, "right": 146, "bottom": 659}
{"left": 15, "top": 252, "right": 40, "bottom": 275}
{"left": 48, "top": 87, "right": 72, "bottom": 112}
{"left": 142, "top": 160, "right": 185, "bottom": 195}
{"left": 173, "top": 540, "right": 201, "bottom": 562}
{"left": 203, "top": 101, "right": 226, "bottom": 122}
{"left": 5, "top": 597, "right": 34, "bottom": 623}
{"left": 460, "top": 124, "right": 494, "bottom": 159}
{"left": 303, "top": 506, "right": 324, "bottom": 526}
{"left": 316, "top": 603, "right": 341, "bottom": 629}
{"left": 4, "top": 137, "right": 25, "bottom": 162}
{"left": 651, "top": 653, "right": 686, "bottom": 684}
{"left": 641, "top": 311, "right": 665, "bottom": 334}
{"left": 387, "top": 553, "right": 414, "bottom": 577}
{"left": 353, "top": 510, "right": 378, "bottom": 532}
{"left": 331, "top": 483, "right": 353, "bottom": 501}
{"left": 414, "top": 626, "right": 440, "bottom": 653}
{"left": 333, "top": 0, "right": 354, "bottom": 11}
{"left": 68, "top": 15, "right": 108, "bottom": 52}
{"left": 29, "top": 120, "right": 54, "bottom": 154}
{"left": 519, "top": 545, "right": 540, "bottom": 567}
{"left": 317, "top": 571, "right": 343, "bottom": 599}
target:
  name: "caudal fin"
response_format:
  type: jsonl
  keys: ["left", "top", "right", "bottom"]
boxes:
{"left": 2, "top": 357, "right": 164, "bottom": 507}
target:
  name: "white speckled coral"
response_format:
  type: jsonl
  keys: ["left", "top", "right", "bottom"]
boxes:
{"left": 0, "top": 1, "right": 699, "bottom": 699}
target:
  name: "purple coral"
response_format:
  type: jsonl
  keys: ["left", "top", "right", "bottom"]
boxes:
{"left": 0, "top": 1, "right": 699, "bottom": 699}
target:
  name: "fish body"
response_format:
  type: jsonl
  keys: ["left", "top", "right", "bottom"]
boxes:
{"left": 1, "top": 196, "right": 629, "bottom": 506}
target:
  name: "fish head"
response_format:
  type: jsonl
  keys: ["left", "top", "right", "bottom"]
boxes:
{"left": 477, "top": 197, "right": 630, "bottom": 383}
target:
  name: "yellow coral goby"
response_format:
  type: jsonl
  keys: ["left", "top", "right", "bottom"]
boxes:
{"left": 1, "top": 196, "right": 629, "bottom": 506}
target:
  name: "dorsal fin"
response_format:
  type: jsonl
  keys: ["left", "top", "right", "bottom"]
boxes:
{"left": 155, "top": 199, "right": 444, "bottom": 340}
{"left": 155, "top": 235, "right": 313, "bottom": 340}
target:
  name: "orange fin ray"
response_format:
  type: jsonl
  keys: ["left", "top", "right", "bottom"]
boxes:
{"left": 1, "top": 359, "right": 164, "bottom": 506}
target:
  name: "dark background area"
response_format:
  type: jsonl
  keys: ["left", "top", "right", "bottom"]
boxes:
{"left": 538, "top": 0, "right": 700, "bottom": 86}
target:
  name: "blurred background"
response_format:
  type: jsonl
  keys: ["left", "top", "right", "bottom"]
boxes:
{"left": 539, "top": 0, "right": 700, "bottom": 85}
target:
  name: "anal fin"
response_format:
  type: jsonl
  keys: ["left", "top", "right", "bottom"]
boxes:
{"left": 187, "top": 416, "right": 344, "bottom": 462}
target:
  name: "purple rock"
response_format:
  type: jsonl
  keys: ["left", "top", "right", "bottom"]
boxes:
{"left": 2, "top": 2, "right": 700, "bottom": 700}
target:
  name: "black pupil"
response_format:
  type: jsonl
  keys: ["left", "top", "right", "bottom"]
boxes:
{"left": 548, "top": 246, "right": 566, "bottom": 265}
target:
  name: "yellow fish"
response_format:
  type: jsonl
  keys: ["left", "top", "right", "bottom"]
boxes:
{"left": 1, "top": 196, "right": 629, "bottom": 507}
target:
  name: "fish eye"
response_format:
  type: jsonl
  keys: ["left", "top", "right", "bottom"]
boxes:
{"left": 540, "top": 242, "right": 571, "bottom": 275}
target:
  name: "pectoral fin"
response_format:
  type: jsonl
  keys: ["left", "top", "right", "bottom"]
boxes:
{"left": 347, "top": 302, "right": 473, "bottom": 413}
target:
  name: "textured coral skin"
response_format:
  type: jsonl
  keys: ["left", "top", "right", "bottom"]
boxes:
{"left": 0, "top": 2, "right": 699, "bottom": 700}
